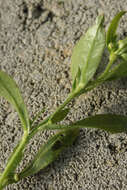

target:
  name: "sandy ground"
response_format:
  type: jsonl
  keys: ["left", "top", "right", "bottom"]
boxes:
{"left": 0, "top": 0, "right": 127, "bottom": 189}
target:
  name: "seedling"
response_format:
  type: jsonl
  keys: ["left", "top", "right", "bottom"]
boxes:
{"left": 0, "top": 12, "right": 127, "bottom": 189}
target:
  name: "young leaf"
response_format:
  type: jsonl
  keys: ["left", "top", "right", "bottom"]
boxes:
{"left": 106, "top": 11, "right": 126, "bottom": 47}
{"left": 0, "top": 71, "right": 30, "bottom": 131}
{"left": 46, "top": 114, "right": 127, "bottom": 134}
{"left": 115, "top": 37, "right": 127, "bottom": 58}
{"left": 71, "top": 15, "right": 105, "bottom": 89}
{"left": 51, "top": 108, "right": 70, "bottom": 123}
{"left": 104, "top": 61, "right": 127, "bottom": 81}
{"left": 19, "top": 129, "right": 79, "bottom": 178}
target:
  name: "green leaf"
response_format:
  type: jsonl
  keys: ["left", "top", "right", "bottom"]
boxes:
{"left": 19, "top": 134, "right": 60, "bottom": 178}
{"left": 115, "top": 37, "right": 127, "bottom": 57}
{"left": 72, "top": 67, "right": 81, "bottom": 91}
{"left": 46, "top": 114, "right": 127, "bottom": 134}
{"left": 104, "top": 61, "right": 127, "bottom": 81}
{"left": 106, "top": 11, "right": 126, "bottom": 47}
{"left": 71, "top": 15, "right": 105, "bottom": 89}
{"left": 121, "top": 53, "right": 127, "bottom": 61}
{"left": 74, "top": 114, "right": 127, "bottom": 133}
{"left": 51, "top": 108, "right": 70, "bottom": 123}
{"left": 19, "top": 129, "right": 79, "bottom": 178}
{"left": 0, "top": 71, "right": 30, "bottom": 131}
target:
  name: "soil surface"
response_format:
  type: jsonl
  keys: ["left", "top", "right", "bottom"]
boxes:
{"left": 0, "top": 0, "right": 127, "bottom": 189}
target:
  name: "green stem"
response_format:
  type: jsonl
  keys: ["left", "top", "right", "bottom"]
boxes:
{"left": 0, "top": 131, "right": 28, "bottom": 189}
{"left": 49, "top": 92, "right": 76, "bottom": 123}
{"left": 29, "top": 76, "right": 111, "bottom": 140}
{"left": 30, "top": 108, "right": 46, "bottom": 128}
{"left": 28, "top": 117, "right": 49, "bottom": 140}
{"left": 29, "top": 56, "right": 117, "bottom": 140}
{"left": 83, "top": 52, "right": 117, "bottom": 93}
{"left": 99, "top": 52, "right": 117, "bottom": 80}
{"left": 1, "top": 60, "right": 116, "bottom": 189}
{"left": 29, "top": 92, "right": 78, "bottom": 140}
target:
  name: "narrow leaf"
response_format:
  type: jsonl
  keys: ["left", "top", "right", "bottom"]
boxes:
{"left": 0, "top": 71, "right": 30, "bottom": 131}
{"left": 19, "top": 134, "right": 60, "bottom": 178}
{"left": 51, "top": 108, "right": 70, "bottom": 123}
{"left": 106, "top": 11, "right": 126, "bottom": 46}
{"left": 46, "top": 114, "right": 127, "bottom": 134}
{"left": 19, "top": 129, "right": 79, "bottom": 178}
{"left": 74, "top": 114, "right": 127, "bottom": 133}
{"left": 71, "top": 15, "right": 105, "bottom": 88}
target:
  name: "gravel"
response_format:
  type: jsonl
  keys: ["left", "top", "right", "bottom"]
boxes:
{"left": 0, "top": 0, "right": 127, "bottom": 189}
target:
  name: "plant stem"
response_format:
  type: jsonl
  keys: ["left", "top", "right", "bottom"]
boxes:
{"left": 28, "top": 118, "right": 49, "bottom": 140}
{"left": 29, "top": 92, "right": 78, "bottom": 140}
{"left": 29, "top": 54, "right": 117, "bottom": 140}
{"left": 0, "top": 131, "right": 28, "bottom": 189}
{"left": 83, "top": 53, "right": 117, "bottom": 93}
{"left": 49, "top": 92, "right": 76, "bottom": 123}
{"left": 29, "top": 55, "right": 117, "bottom": 139}
{"left": 98, "top": 52, "right": 117, "bottom": 80}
